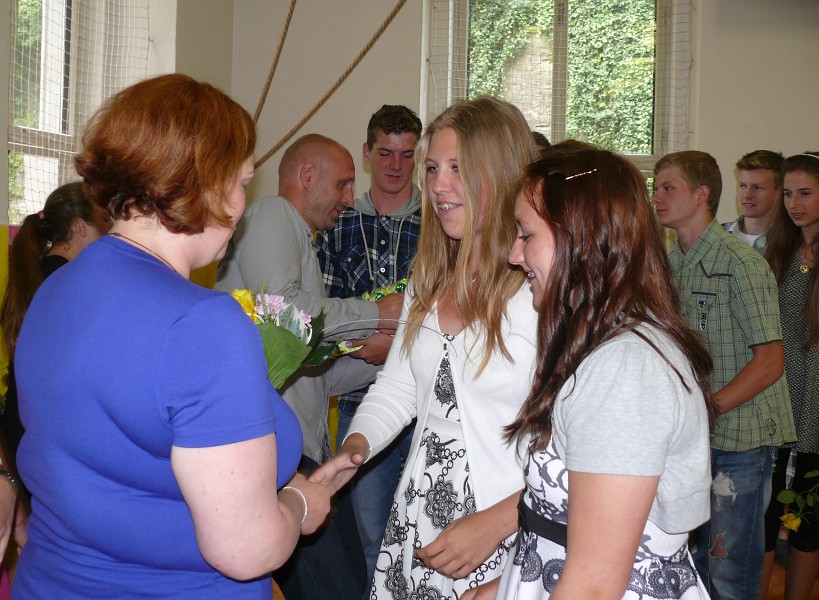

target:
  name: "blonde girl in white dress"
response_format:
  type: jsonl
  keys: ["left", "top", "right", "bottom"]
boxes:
{"left": 312, "top": 97, "right": 539, "bottom": 599}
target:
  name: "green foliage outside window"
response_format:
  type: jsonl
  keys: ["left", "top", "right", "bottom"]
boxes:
{"left": 469, "top": 0, "right": 553, "bottom": 99}
{"left": 13, "top": 0, "right": 42, "bottom": 128}
{"left": 468, "top": 0, "right": 655, "bottom": 154}
{"left": 567, "top": 0, "right": 654, "bottom": 153}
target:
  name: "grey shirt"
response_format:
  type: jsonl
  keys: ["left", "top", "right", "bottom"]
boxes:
{"left": 216, "top": 196, "right": 380, "bottom": 462}
{"left": 551, "top": 324, "right": 712, "bottom": 533}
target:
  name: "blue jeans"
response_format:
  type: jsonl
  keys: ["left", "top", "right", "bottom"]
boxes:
{"left": 691, "top": 446, "right": 774, "bottom": 600}
{"left": 337, "top": 407, "right": 415, "bottom": 594}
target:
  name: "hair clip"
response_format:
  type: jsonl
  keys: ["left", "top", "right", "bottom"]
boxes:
{"left": 797, "top": 153, "right": 819, "bottom": 160}
{"left": 564, "top": 168, "right": 598, "bottom": 180}
{"left": 38, "top": 210, "right": 45, "bottom": 220}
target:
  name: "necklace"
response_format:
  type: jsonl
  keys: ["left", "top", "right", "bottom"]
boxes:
{"left": 798, "top": 248, "right": 815, "bottom": 274}
{"left": 108, "top": 232, "right": 178, "bottom": 274}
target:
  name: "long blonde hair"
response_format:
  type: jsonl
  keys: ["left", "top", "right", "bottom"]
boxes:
{"left": 403, "top": 97, "right": 536, "bottom": 372}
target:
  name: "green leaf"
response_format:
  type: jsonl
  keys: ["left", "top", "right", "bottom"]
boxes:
{"left": 308, "top": 309, "right": 326, "bottom": 349}
{"left": 778, "top": 489, "right": 797, "bottom": 503}
{"left": 303, "top": 344, "right": 336, "bottom": 367}
{"left": 805, "top": 470, "right": 819, "bottom": 479}
{"left": 258, "top": 323, "right": 311, "bottom": 390}
{"left": 796, "top": 496, "right": 806, "bottom": 510}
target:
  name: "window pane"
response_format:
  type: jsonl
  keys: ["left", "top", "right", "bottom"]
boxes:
{"left": 467, "top": 0, "right": 554, "bottom": 139}
{"left": 8, "top": 152, "right": 61, "bottom": 224}
{"left": 13, "top": 0, "right": 71, "bottom": 134}
{"left": 566, "top": 0, "right": 655, "bottom": 154}
{"left": 466, "top": 0, "right": 656, "bottom": 154}
{"left": 13, "top": 0, "right": 44, "bottom": 129}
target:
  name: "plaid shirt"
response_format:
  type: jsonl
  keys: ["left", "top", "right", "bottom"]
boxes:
{"left": 315, "top": 189, "right": 422, "bottom": 412}
{"left": 668, "top": 220, "right": 795, "bottom": 451}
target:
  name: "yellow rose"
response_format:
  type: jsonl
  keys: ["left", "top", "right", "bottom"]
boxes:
{"left": 781, "top": 512, "right": 802, "bottom": 532}
{"left": 230, "top": 289, "right": 258, "bottom": 322}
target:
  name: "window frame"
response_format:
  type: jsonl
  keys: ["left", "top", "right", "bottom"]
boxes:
{"left": 421, "top": 0, "right": 692, "bottom": 176}
{"left": 6, "top": 0, "right": 155, "bottom": 224}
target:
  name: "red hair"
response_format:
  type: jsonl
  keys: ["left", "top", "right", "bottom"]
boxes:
{"left": 75, "top": 73, "right": 255, "bottom": 234}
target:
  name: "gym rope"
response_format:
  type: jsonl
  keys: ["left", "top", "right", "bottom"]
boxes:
{"left": 254, "top": 0, "right": 409, "bottom": 170}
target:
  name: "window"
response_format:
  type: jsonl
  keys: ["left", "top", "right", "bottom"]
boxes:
{"left": 7, "top": 0, "right": 150, "bottom": 224}
{"left": 422, "top": 0, "right": 692, "bottom": 174}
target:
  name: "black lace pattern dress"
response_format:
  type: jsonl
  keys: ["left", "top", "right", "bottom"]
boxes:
{"left": 370, "top": 345, "right": 511, "bottom": 599}
{"left": 495, "top": 438, "right": 709, "bottom": 599}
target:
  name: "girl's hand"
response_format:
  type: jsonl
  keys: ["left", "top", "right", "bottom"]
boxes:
{"left": 415, "top": 491, "right": 519, "bottom": 578}
{"left": 308, "top": 433, "right": 370, "bottom": 494}
{"left": 281, "top": 473, "right": 332, "bottom": 535}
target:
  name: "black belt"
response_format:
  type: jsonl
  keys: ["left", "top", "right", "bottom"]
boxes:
{"left": 517, "top": 490, "right": 568, "bottom": 548}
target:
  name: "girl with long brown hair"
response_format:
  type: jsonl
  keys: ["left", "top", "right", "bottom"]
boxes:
{"left": 762, "top": 152, "right": 819, "bottom": 600}
{"left": 497, "top": 148, "right": 715, "bottom": 600}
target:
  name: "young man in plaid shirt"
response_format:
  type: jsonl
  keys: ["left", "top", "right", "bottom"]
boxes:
{"left": 315, "top": 105, "right": 423, "bottom": 589}
{"left": 652, "top": 151, "right": 795, "bottom": 600}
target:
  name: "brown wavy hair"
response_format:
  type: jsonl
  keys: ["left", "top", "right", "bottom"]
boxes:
{"left": 764, "top": 152, "right": 819, "bottom": 348}
{"left": 507, "top": 149, "right": 715, "bottom": 450}
{"left": 1, "top": 182, "right": 96, "bottom": 356}
{"left": 75, "top": 73, "right": 255, "bottom": 234}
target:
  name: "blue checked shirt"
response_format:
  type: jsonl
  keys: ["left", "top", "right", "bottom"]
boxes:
{"left": 315, "top": 186, "right": 422, "bottom": 413}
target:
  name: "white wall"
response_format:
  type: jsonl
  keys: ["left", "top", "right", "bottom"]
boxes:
{"left": 226, "top": 0, "right": 819, "bottom": 220}
{"left": 174, "top": 0, "right": 232, "bottom": 89}
{"left": 230, "top": 0, "right": 424, "bottom": 202}
{"left": 3, "top": 0, "right": 817, "bottom": 221}
{"left": 691, "top": 0, "right": 819, "bottom": 223}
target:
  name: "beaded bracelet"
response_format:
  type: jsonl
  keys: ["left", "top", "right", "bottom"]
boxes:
{"left": 281, "top": 486, "right": 308, "bottom": 525}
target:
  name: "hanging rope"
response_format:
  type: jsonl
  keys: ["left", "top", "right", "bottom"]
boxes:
{"left": 254, "top": 0, "right": 409, "bottom": 169}
{"left": 254, "top": 0, "right": 297, "bottom": 124}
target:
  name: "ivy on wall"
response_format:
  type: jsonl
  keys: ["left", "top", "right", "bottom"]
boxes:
{"left": 566, "top": 0, "right": 654, "bottom": 153}
{"left": 467, "top": 0, "right": 655, "bottom": 154}
{"left": 469, "top": 0, "right": 553, "bottom": 99}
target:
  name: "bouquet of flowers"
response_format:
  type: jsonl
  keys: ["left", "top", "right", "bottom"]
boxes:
{"left": 230, "top": 289, "right": 334, "bottom": 389}
{"left": 777, "top": 469, "right": 819, "bottom": 532}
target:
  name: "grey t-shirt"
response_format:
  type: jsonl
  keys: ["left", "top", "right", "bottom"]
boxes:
{"left": 551, "top": 324, "right": 711, "bottom": 534}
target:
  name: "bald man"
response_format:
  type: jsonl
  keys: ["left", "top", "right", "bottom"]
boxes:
{"left": 218, "top": 134, "right": 401, "bottom": 463}
{"left": 217, "top": 134, "right": 402, "bottom": 598}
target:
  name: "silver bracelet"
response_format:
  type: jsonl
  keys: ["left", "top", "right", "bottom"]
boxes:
{"left": 281, "top": 486, "right": 307, "bottom": 525}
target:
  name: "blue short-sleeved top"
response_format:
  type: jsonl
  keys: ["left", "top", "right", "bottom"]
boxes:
{"left": 13, "top": 235, "right": 301, "bottom": 599}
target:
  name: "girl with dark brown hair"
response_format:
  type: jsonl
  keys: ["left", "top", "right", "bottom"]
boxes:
{"left": 497, "top": 148, "right": 715, "bottom": 600}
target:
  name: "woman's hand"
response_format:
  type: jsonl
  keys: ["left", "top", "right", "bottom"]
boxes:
{"left": 460, "top": 578, "right": 501, "bottom": 600}
{"left": 280, "top": 473, "right": 332, "bottom": 535}
{"left": 308, "top": 433, "right": 370, "bottom": 494}
{"left": 415, "top": 491, "right": 519, "bottom": 578}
